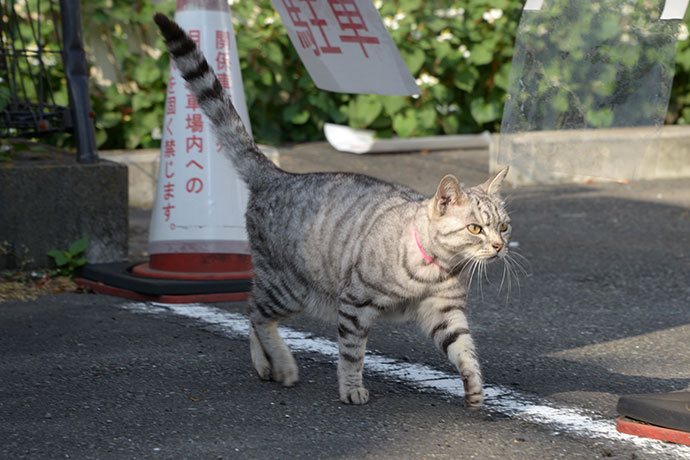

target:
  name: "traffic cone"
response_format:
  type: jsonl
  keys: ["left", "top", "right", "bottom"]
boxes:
{"left": 77, "top": 0, "right": 253, "bottom": 303}
{"left": 616, "top": 391, "right": 690, "bottom": 446}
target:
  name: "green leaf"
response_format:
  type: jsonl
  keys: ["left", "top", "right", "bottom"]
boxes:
{"left": 417, "top": 106, "right": 437, "bottom": 130}
{"left": 12, "top": 142, "right": 30, "bottom": 152}
{"left": 348, "top": 94, "right": 383, "bottom": 128}
{"left": 68, "top": 237, "right": 89, "bottom": 256}
{"left": 290, "top": 109, "right": 310, "bottom": 125}
{"left": 431, "top": 83, "right": 452, "bottom": 102}
{"left": 260, "top": 71, "right": 273, "bottom": 86}
{"left": 392, "top": 110, "right": 418, "bottom": 138}
{"left": 48, "top": 250, "right": 70, "bottom": 267}
{"left": 398, "top": 0, "right": 421, "bottom": 11}
{"left": 378, "top": 95, "right": 408, "bottom": 116}
{"left": 676, "top": 48, "right": 690, "bottom": 72}
{"left": 493, "top": 63, "right": 512, "bottom": 91}
{"left": 586, "top": 108, "right": 614, "bottom": 128}
{"left": 441, "top": 114, "right": 460, "bottom": 134}
{"left": 470, "top": 97, "right": 501, "bottom": 125}
{"left": 72, "top": 258, "right": 88, "bottom": 269}
{"left": 468, "top": 43, "right": 493, "bottom": 65}
{"left": 433, "top": 41, "right": 454, "bottom": 60}
{"left": 453, "top": 67, "right": 479, "bottom": 92}
{"left": 131, "top": 93, "right": 151, "bottom": 113}
{"left": 265, "top": 42, "right": 283, "bottom": 66}
{"left": 133, "top": 62, "right": 161, "bottom": 86}
{"left": 596, "top": 14, "right": 620, "bottom": 42}
{"left": 401, "top": 48, "right": 425, "bottom": 74}
{"left": 552, "top": 90, "right": 570, "bottom": 113}
{"left": 98, "top": 112, "right": 122, "bottom": 129}
{"left": 282, "top": 104, "right": 309, "bottom": 124}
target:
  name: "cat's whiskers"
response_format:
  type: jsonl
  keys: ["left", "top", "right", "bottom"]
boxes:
{"left": 448, "top": 252, "right": 469, "bottom": 274}
{"left": 508, "top": 251, "right": 530, "bottom": 272}
{"left": 496, "top": 250, "right": 530, "bottom": 303}
{"left": 466, "top": 257, "right": 488, "bottom": 301}
{"left": 499, "top": 258, "right": 511, "bottom": 294}
{"left": 506, "top": 250, "right": 530, "bottom": 278}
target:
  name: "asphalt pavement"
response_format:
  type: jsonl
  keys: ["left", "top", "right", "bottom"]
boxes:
{"left": 2, "top": 142, "right": 690, "bottom": 459}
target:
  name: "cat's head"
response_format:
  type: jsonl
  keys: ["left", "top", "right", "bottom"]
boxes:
{"left": 426, "top": 167, "right": 511, "bottom": 265}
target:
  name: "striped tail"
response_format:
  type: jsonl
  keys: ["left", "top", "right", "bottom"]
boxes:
{"left": 153, "top": 13, "right": 278, "bottom": 185}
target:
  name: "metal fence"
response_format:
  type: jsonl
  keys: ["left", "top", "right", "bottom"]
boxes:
{"left": 0, "top": 0, "right": 97, "bottom": 162}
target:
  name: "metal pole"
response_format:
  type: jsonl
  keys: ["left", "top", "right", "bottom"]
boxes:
{"left": 59, "top": 0, "right": 98, "bottom": 163}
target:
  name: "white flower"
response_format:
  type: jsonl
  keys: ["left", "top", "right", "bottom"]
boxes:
{"left": 415, "top": 72, "right": 439, "bottom": 86}
{"left": 434, "top": 7, "right": 465, "bottom": 18}
{"left": 482, "top": 8, "right": 503, "bottom": 24}
{"left": 620, "top": 33, "right": 631, "bottom": 43}
{"left": 90, "top": 67, "right": 113, "bottom": 87}
{"left": 435, "top": 103, "right": 459, "bottom": 115}
{"left": 394, "top": 10, "right": 406, "bottom": 21}
{"left": 677, "top": 24, "right": 689, "bottom": 41}
{"left": 436, "top": 29, "right": 453, "bottom": 42}
{"left": 264, "top": 16, "right": 275, "bottom": 25}
{"left": 621, "top": 4, "right": 634, "bottom": 15}
{"left": 448, "top": 7, "right": 465, "bottom": 18}
{"left": 458, "top": 44, "right": 471, "bottom": 59}
{"left": 141, "top": 44, "right": 162, "bottom": 60}
{"left": 151, "top": 126, "right": 162, "bottom": 140}
{"left": 374, "top": 0, "right": 383, "bottom": 9}
{"left": 383, "top": 16, "right": 400, "bottom": 31}
{"left": 410, "top": 29, "right": 422, "bottom": 40}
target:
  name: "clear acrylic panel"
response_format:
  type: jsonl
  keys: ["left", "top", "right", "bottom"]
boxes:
{"left": 497, "top": 0, "right": 682, "bottom": 182}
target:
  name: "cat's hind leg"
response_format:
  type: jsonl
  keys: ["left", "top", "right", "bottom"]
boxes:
{"left": 248, "top": 321, "right": 271, "bottom": 381}
{"left": 247, "top": 282, "right": 302, "bottom": 387}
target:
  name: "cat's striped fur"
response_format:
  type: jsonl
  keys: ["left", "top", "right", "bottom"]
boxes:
{"left": 154, "top": 13, "right": 513, "bottom": 408}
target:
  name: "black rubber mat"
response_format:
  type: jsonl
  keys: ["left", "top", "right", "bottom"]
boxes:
{"left": 79, "top": 262, "right": 252, "bottom": 296}
{"left": 617, "top": 391, "right": 690, "bottom": 432}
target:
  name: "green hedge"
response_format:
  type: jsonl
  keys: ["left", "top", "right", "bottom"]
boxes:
{"left": 4, "top": 0, "right": 690, "bottom": 149}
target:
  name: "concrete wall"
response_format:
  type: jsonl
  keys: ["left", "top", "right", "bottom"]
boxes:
{"left": 490, "top": 126, "right": 690, "bottom": 185}
{"left": 0, "top": 151, "right": 128, "bottom": 270}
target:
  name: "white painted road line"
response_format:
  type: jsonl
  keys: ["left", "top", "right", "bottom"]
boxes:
{"left": 121, "top": 301, "right": 690, "bottom": 459}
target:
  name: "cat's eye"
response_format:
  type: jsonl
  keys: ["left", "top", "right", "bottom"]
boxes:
{"left": 499, "top": 222, "right": 509, "bottom": 232}
{"left": 467, "top": 224, "right": 482, "bottom": 234}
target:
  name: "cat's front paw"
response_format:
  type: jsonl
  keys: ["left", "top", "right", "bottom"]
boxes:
{"left": 464, "top": 390, "right": 483, "bottom": 409}
{"left": 340, "top": 387, "right": 370, "bottom": 405}
{"left": 461, "top": 370, "right": 483, "bottom": 409}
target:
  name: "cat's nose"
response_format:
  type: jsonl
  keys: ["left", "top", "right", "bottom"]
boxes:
{"left": 492, "top": 242, "right": 504, "bottom": 253}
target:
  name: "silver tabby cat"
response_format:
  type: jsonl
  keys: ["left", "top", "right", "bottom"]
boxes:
{"left": 154, "top": 13, "right": 512, "bottom": 408}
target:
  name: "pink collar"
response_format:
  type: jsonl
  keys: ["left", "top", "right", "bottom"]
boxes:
{"left": 414, "top": 228, "right": 440, "bottom": 267}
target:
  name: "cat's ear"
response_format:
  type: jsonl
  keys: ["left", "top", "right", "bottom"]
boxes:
{"left": 429, "top": 174, "right": 467, "bottom": 217}
{"left": 479, "top": 166, "right": 509, "bottom": 196}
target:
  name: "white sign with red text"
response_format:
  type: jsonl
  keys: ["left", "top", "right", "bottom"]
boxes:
{"left": 148, "top": 8, "right": 251, "bottom": 256}
{"left": 271, "top": 0, "right": 420, "bottom": 95}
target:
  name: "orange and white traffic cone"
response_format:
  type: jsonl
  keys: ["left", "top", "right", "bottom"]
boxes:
{"left": 78, "top": 0, "right": 253, "bottom": 303}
